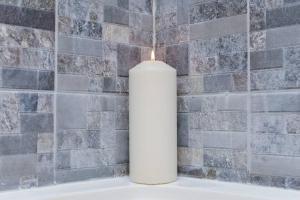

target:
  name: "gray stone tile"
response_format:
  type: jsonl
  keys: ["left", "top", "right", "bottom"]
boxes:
{"left": 188, "top": 129, "right": 203, "bottom": 148}
{"left": 284, "top": 46, "right": 300, "bottom": 68}
{"left": 265, "top": 0, "right": 284, "bottom": 9}
{"left": 178, "top": 166, "right": 207, "bottom": 178}
{"left": 250, "top": 174, "right": 273, "bottom": 186}
{"left": 38, "top": 70, "right": 54, "bottom": 90}
{"left": 217, "top": 0, "right": 247, "bottom": 18}
{"left": 218, "top": 52, "right": 247, "bottom": 73}
{"left": 0, "top": 24, "right": 54, "bottom": 48}
{"left": 266, "top": 25, "right": 300, "bottom": 49}
{"left": 103, "top": 23, "right": 130, "bottom": 44}
{"left": 251, "top": 69, "right": 285, "bottom": 90}
{"left": 20, "top": 113, "right": 53, "bottom": 133}
{"left": 117, "top": 44, "right": 141, "bottom": 77}
{"left": 178, "top": 113, "right": 189, "bottom": 147}
{"left": 115, "top": 130, "right": 129, "bottom": 164}
{"left": 103, "top": 77, "right": 116, "bottom": 92}
{"left": 251, "top": 93, "right": 300, "bottom": 112}
{"left": 204, "top": 148, "right": 247, "bottom": 170}
{"left": 189, "top": 1, "right": 218, "bottom": 24}
{"left": 56, "top": 151, "right": 70, "bottom": 170}
{"left": 284, "top": 66, "right": 300, "bottom": 89}
{"left": 217, "top": 94, "right": 248, "bottom": 111}
{"left": 156, "top": 25, "right": 189, "bottom": 46}
{"left": 1, "top": 68, "right": 38, "bottom": 90}
{"left": 216, "top": 168, "right": 248, "bottom": 183}
{"left": 287, "top": 177, "right": 300, "bottom": 189}
{"left": 178, "top": 147, "right": 203, "bottom": 167}
{"left": 251, "top": 154, "right": 300, "bottom": 176}
{"left": 0, "top": 154, "right": 36, "bottom": 190}
{"left": 57, "top": 74, "right": 89, "bottom": 92}
{"left": 203, "top": 131, "right": 247, "bottom": 150}
{"left": 104, "top": 5, "right": 129, "bottom": 26}
{"left": 87, "top": 112, "right": 101, "bottom": 130}
{"left": 0, "top": 93, "right": 19, "bottom": 133}
{"left": 177, "top": 76, "right": 203, "bottom": 95}
{"left": 252, "top": 133, "right": 300, "bottom": 156}
{"left": 189, "top": 97, "right": 203, "bottom": 112}
{"left": 166, "top": 43, "right": 189, "bottom": 76}
{"left": 37, "top": 93, "right": 53, "bottom": 113}
{"left": 0, "top": 47, "right": 20, "bottom": 67}
{"left": 37, "top": 133, "right": 53, "bottom": 154}
{"left": 156, "top": 0, "right": 177, "bottom": 15}
{"left": 58, "top": 17, "right": 102, "bottom": 40}
{"left": 58, "top": 0, "right": 103, "bottom": 22}
{"left": 88, "top": 77, "right": 103, "bottom": 93}
{"left": 22, "top": 0, "right": 55, "bottom": 12}
{"left": 88, "top": 95, "right": 115, "bottom": 112}
{"left": 156, "top": 11, "right": 177, "bottom": 31}
{"left": 266, "top": 5, "right": 300, "bottom": 29}
{"left": 118, "top": 0, "right": 129, "bottom": 9}
{"left": 55, "top": 166, "right": 114, "bottom": 183}
{"left": 129, "top": 12, "right": 152, "bottom": 31}
{"left": 57, "top": 94, "right": 87, "bottom": 129}
{"left": 284, "top": 0, "right": 300, "bottom": 5}
{"left": 129, "top": 0, "right": 151, "bottom": 14}
{"left": 203, "top": 74, "right": 233, "bottom": 93}
{"left": 57, "top": 129, "right": 99, "bottom": 150}
{"left": 116, "top": 112, "right": 129, "bottom": 130}
{"left": 100, "top": 130, "right": 116, "bottom": 148}
{"left": 189, "top": 38, "right": 219, "bottom": 58}
{"left": 250, "top": 31, "right": 266, "bottom": 51}
{"left": 190, "top": 111, "right": 247, "bottom": 131}
{"left": 87, "top": 130, "right": 101, "bottom": 148}
{"left": 100, "top": 112, "right": 115, "bottom": 131}
{"left": 252, "top": 113, "right": 285, "bottom": 134}
{"left": 0, "top": 4, "right": 55, "bottom": 31}
{"left": 70, "top": 149, "right": 102, "bottom": 169}
{"left": 286, "top": 114, "right": 300, "bottom": 134}
{"left": 58, "top": 35, "right": 103, "bottom": 57}
{"left": 177, "top": 96, "right": 189, "bottom": 113}
{"left": 218, "top": 33, "right": 247, "bottom": 55}
{"left": 20, "top": 48, "right": 55, "bottom": 71}
{"left": 0, "top": 133, "right": 37, "bottom": 155}
{"left": 113, "top": 164, "right": 129, "bottom": 176}
{"left": 115, "top": 96, "right": 128, "bottom": 112}
{"left": 190, "top": 14, "right": 247, "bottom": 41}
{"left": 189, "top": 55, "right": 218, "bottom": 75}
{"left": 250, "top": 0, "right": 266, "bottom": 31}
{"left": 250, "top": 49, "right": 283, "bottom": 70}
{"left": 177, "top": 0, "right": 189, "bottom": 25}
{"left": 129, "top": 29, "right": 152, "bottom": 47}
{"left": 18, "top": 93, "right": 38, "bottom": 112}
{"left": 37, "top": 153, "right": 54, "bottom": 186}
{"left": 57, "top": 54, "right": 88, "bottom": 75}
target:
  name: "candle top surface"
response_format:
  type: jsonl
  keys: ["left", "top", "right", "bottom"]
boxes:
{"left": 130, "top": 60, "right": 176, "bottom": 73}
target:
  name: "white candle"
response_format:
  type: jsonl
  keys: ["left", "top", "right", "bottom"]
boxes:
{"left": 129, "top": 59, "right": 177, "bottom": 184}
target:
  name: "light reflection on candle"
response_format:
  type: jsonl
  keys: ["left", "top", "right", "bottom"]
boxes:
{"left": 151, "top": 50, "right": 155, "bottom": 61}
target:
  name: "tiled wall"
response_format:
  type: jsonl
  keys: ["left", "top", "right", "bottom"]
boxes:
{"left": 0, "top": 0, "right": 299, "bottom": 192}
{"left": 0, "top": 0, "right": 152, "bottom": 190}
{"left": 0, "top": 0, "right": 55, "bottom": 190}
{"left": 249, "top": 0, "right": 300, "bottom": 189}
{"left": 156, "top": 0, "right": 300, "bottom": 189}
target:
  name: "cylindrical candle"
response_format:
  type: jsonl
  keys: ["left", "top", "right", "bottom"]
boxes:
{"left": 129, "top": 60, "right": 177, "bottom": 184}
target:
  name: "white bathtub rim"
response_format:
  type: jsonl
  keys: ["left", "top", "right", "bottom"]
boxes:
{"left": 0, "top": 176, "right": 299, "bottom": 200}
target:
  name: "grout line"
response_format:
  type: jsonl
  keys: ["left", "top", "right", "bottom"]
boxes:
{"left": 53, "top": 0, "right": 58, "bottom": 185}
{"left": 246, "top": 0, "right": 252, "bottom": 176}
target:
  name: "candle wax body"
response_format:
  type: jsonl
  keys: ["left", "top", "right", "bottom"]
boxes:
{"left": 129, "top": 60, "right": 177, "bottom": 184}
